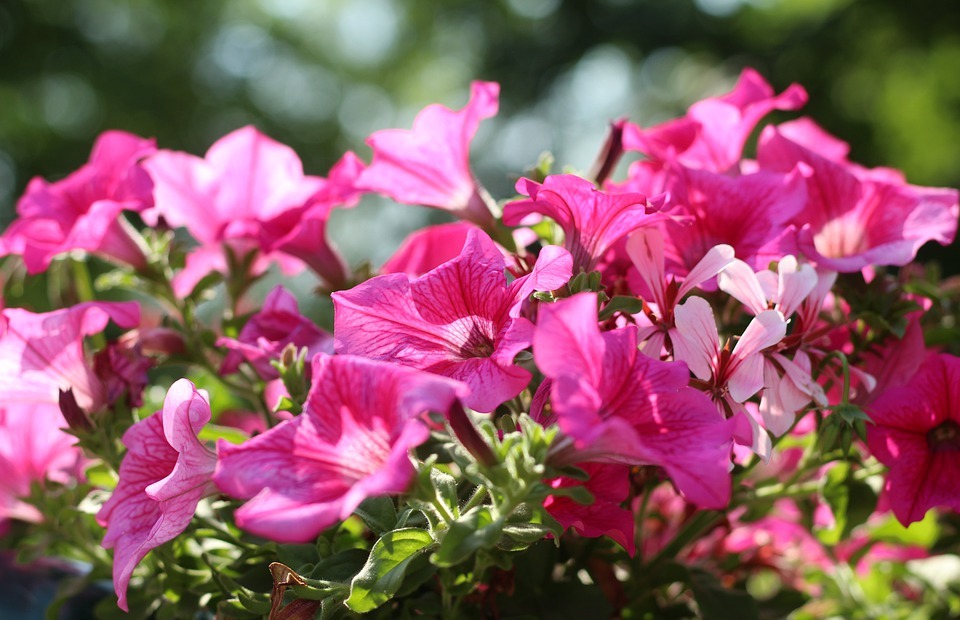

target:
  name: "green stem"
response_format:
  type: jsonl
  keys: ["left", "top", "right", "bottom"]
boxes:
{"left": 431, "top": 493, "right": 458, "bottom": 525}
{"left": 72, "top": 259, "right": 105, "bottom": 349}
{"left": 753, "top": 461, "right": 885, "bottom": 500}
{"left": 462, "top": 486, "right": 489, "bottom": 514}
{"left": 818, "top": 351, "right": 853, "bottom": 404}
{"left": 644, "top": 510, "right": 723, "bottom": 569}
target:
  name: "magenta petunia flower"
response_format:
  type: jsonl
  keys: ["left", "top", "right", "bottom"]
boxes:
{"left": 97, "top": 379, "right": 218, "bottom": 611}
{"left": 218, "top": 285, "right": 333, "bottom": 379}
{"left": 534, "top": 293, "right": 733, "bottom": 509}
{"left": 655, "top": 166, "right": 808, "bottom": 276}
{"left": 213, "top": 354, "right": 465, "bottom": 543}
{"left": 543, "top": 462, "right": 635, "bottom": 553}
{"left": 758, "top": 120, "right": 959, "bottom": 272}
{"left": 380, "top": 221, "right": 477, "bottom": 277}
{"left": 504, "top": 174, "right": 662, "bottom": 275}
{"left": 622, "top": 68, "right": 807, "bottom": 173}
{"left": 143, "top": 126, "right": 360, "bottom": 292}
{"left": 866, "top": 353, "right": 960, "bottom": 525}
{"left": 355, "top": 81, "right": 499, "bottom": 227}
{"left": 333, "top": 228, "right": 572, "bottom": 412}
{"left": 0, "top": 301, "right": 140, "bottom": 413}
{"left": 0, "top": 131, "right": 155, "bottom": 273}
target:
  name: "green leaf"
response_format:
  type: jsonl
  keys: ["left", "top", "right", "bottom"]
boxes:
{"left": 277, "top": 544, "right": 320, "bottom": 573}
{"left": 85, "top": 461, "right": 117, "bottom": 490}
{"left": 431, "top": 467, "right": 460, "bottom": 513}
{"left": 870, "top": 510, "right": 939, "bottom": 547}
{"left": 354, "top": 496, "right": 398, "bottom": 535}
{"left": 393, "top": 553, "right": 437, "bottom": 598}
{"left": 186, "top": 270, "right": 225, "bottom": 300}
{"left": 198, "top": 422, "right": 252, "bottom": 446}
{"left": 432, "top": 507, "right": 503, "bottom": 567}
{"left": 237, "top": 589, "right": 273, "bottom": 614}
{"left": 688, "top": 567, "right": 759, "bottom": 620}
{"left": 501, "top": 522, "right": 553, "bottom": 546}
{"left": 345, "top": 528, "right": 436, "bottom": 613}
{"left": 818, "top": 462, "right": 878, "bottom": 545}
{"left": 310, "top": 548, "right": 369, "bottom": 582}
{"left": 598, "top": 295, "right": 644, "bottom": 320}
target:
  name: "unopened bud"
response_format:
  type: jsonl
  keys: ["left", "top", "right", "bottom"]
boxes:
{"left": 59, "top": 388, "right": 92, "bottom": 432}
{"left": 268, "top": 563, "right": 321, "bottom": 620}
{"left": 448, "top": 402, "right": 497, "bottom": 468}
{"left": 587, "top": 119, "right": 626, "bottom": 187}
{"left": 279, "top": 342, "right": 299, "bottom": 369}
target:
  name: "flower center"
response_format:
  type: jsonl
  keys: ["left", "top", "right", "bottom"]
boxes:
{"left": 927, "top": 420, "right": 960, "bottom": 453}
{"left": 454, "top": 319, "right": 496, "bottom": 358}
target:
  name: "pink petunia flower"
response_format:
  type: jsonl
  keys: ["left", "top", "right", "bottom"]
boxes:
{"left": 534, "top": 293, "right": 733, "bottom": 509}
{"left": 758, "top": 120, "right": 959, "bottom": 272}
{"left": 622, "top": 68, "right": 807, "bottom": 173}
{"left": 213, "top": 354, "right": 465, "bottom": 543}
{"left": 504, "top": 174, "right": 662, "bottom": 275}
{"left": 218, "top": 285, "right": 333, "bottom": 380}
{"left": 0, "top": 131, "right": 155, "bottom": 273}
{"left": 259, "top": 151, "right": 365, "bottom": 288}
{"left": 143, "top": 127, "right": 360, "bottom": 293}
{"left": 97, "top": 379, "right": 218, "bottom": 611}
{"left": 866, "top": 353, "right": 960, "bottom": 525}
{"left": 355, "top": 81, "right": 499, "bottom": 227}
{"left": 0, "top": 403, "right": 85, "bottom": 525}
{"left": 0, "top": 301, "right": 140, "bottom": 413}
{"left": 333, "top": 228, "right": 572, "bottom": 412}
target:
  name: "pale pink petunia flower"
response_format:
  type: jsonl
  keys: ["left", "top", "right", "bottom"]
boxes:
{"left": 866, "top": 353, "right": 960, "bottom": 525}
{"left": 718, "top": 256, "right": 827, "bottom": 435}
{"left": 504, "top": 174, "right": 663, "bottom": 275}
{"left": 333, "top": 229, "right": 572, "bottom": 412}
{"left": 622, "top": 68, "right": 807, "bottom": 173}
{"left": 97, "top": 379, "right": 218, "bottom": 611}
{"left": 213, "top": 354, "right": 465, "bottom": 543}
{"left": 625, "top": 228, "right": 734, "bottom": 357}
{"left": 672, "top": 296, "right": 787, "bottom": 457}
{"left": 355, "top": 81, "right": 499, "bottom": 227}
{"left": 758, "top": 120, "right": 959, "bottom": 272}
{"left": 0, "top": 301, "right": 140, "bottom": 413}
{"left": 534, "top": 293, "right": 733, "bottom": 509}
{"left": 0, "top": 131, "right": 155, "bottom": 273}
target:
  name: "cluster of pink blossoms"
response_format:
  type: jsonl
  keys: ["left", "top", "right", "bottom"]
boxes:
{"left": 1, "top": 69, "right": 959, "bottom": 613}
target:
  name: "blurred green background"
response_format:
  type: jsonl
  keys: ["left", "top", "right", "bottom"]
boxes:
{"left": 1, "top": 0, "right": 958, "bottom": 267}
